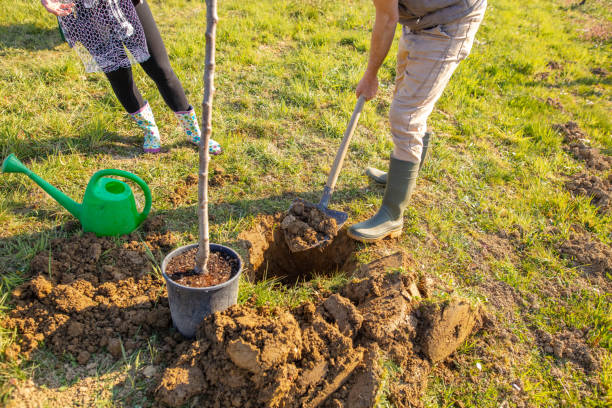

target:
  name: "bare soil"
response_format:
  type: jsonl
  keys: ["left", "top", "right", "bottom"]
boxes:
{"left": 2, "top": 217, "right": 177, "bottom": 362}
{"left": 169, "top": 174, "right": 198, "bottom": 207}
{"left": 281, "top": 199, "right": 340, "bottom": 251}
{"left": 165, "top": 248, "right": 237, "bottom": 288}
{"left": 535, "top": 328, "right": 602, "bottom": 373}
{"left": 210, "top": 166, "right": 239, "bottom": 187}
{"left": 591, "top": 67, "right": 609, "bottom": 77}
{"left": 565, "top": 172, "right": 611, "bottom": 213}
{"left": 553, "top": 121, "right": 612, "bottom": 171}
{"left": 239, "top": 214, "right": 356, "bottom": 284}
{"left": 552, "top": 121, "right": 588, "bottom": 143}
{"left": 5, "top": 218, "right": 483, "bottom": 408}
{"left": 558, "top": 232, "right": 612, "bottom": 276}
{"left": 156, "top": 251, "right": 483, "bottom": 408}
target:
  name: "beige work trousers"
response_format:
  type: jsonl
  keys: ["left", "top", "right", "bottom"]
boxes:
{"left": 390, "top": 1, "right": 487, "bottom": 163}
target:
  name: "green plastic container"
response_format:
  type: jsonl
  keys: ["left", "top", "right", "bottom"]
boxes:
{"left": 2, "top": 154, "right": 151, "bottom": 236}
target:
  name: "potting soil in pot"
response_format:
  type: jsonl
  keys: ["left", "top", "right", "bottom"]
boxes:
{"left": 165, "top": 247, "right": 238, "bottom": 288}
{"left": 281, "top": 199, "right": 339, "bottom": 251}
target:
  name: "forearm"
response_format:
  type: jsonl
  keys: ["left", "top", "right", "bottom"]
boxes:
{"left": 364, "top": 0, "right": 398, "bottom": 78}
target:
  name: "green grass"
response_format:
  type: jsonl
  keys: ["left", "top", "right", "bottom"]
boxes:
{"left": 1, "top": 0, "right": 611, "bottom": 406}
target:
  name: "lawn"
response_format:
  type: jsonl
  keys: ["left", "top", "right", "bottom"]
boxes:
{"left": 0, "top": 0, "right": 610, "bottom": 406}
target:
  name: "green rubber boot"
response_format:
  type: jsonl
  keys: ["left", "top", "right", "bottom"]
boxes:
{"left": 365, "top": 131, "right": 432, "bottom": 184}
{"left": 348, "top": 157, "right": 419, "bottom": 242}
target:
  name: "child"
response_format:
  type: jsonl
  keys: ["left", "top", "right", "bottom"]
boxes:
{"left": 41, "top": 0, "right": 222, "bottom": 154}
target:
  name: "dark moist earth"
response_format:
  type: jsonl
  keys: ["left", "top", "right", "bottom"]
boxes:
{"left": 165, "top": 248, "right": 236, "bottom": 288}
{"left": 281, "top": 199, "right": 339, "bottom": 251}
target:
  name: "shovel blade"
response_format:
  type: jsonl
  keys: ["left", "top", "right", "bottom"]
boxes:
{"left": 284, "top": 201, "right": 348, "bottom": 253}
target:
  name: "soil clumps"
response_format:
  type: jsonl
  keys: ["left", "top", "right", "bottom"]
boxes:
{"left": 553, "top": 121, "right": 612, "bottom": 171}
{"left": 169, "top": 174, "right": 198, "bottom": 207}
{"left": 156, "top": 252, "right": 483, "bottom": 408}
{"left": 165, "top": 247, "right": 238, "bottom": 288}
{"left": 239, "top": 214, "right": 356, "bottom": 284}
{"left": 558, "top": 232, "right": 612, "bottom": 276}
{"left": 2, "top": 217, "right": 176, "bottom": 361}
{"left": 591, "top": 67, "right": 609, "bottom": 77}
{"left": 535, "top": 328, "right": 601, "bottom": 373}
{"left": 281, "top": 199, "right": 339, "bottom": 251}
{"left": 565, "top": 172, "right": 611, "bottom": 213}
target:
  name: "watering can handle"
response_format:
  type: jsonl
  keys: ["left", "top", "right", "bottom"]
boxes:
{"left": 90, "top": 169, "right": 152, "bottom": 223}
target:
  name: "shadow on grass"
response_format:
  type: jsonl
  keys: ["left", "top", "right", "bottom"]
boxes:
{"left": 1, "top": 132, "right": 198, "bottom": 163}
{"left": 0, "top": 24, "right": 64, "bottom": 52}
{"left": 524, "top": 74, "right": 612, "bottom": 90}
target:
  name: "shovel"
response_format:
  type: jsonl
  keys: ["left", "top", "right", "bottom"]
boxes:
{"left": 285, "top": 96, "right": 366, "bottom": 252}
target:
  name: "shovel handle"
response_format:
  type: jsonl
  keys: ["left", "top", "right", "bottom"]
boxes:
{"left": 319, "top": 96, "right": 365, "bottom": 208}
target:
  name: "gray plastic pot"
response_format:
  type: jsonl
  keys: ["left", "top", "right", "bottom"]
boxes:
{"left": 162, "top": 243, "right": 242, "bottom": 338}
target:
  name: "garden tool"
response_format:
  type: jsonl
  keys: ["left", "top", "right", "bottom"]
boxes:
{"left": 2, "top": 154, "right": 151, "bottom": 236}
{"left": 284, "top": 96, "right": 366, "bottom": 252}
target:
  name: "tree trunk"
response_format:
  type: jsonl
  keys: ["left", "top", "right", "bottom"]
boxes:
{"left": 195, "top": 0, "right": 218, "bottom": 274}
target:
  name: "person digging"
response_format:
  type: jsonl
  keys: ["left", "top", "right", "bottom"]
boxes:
{"left": 348, "top": 0, "right": 487, "bottom": 243}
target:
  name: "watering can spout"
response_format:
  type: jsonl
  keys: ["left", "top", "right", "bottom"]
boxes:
{"left": 2, "top": 154, "right": 82, "bottom": 219}
{"left": 2, "top": 154, "right": 30, "bottom": 175}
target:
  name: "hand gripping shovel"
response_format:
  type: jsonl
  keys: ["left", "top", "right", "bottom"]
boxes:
{"left": 285, "top": 96, "right": 366, "bottom": 252}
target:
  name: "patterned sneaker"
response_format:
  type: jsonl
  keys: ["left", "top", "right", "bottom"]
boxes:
{"left": 174, "top": 105, "right": 222, "bottom": 155}
{"left": 129, "top": 101, "right": 161, "bottom": 153}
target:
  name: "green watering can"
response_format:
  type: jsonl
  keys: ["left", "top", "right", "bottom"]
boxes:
{"left": 2, "top": 154, "right": 151, "bottom": 236}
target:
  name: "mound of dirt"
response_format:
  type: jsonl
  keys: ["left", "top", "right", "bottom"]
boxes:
{"left": 552, "top": 121, "right": 588, "bottom": 143}
{"left": 546, "top": 97, "right": 563, "bottom": 110}
{"left": 239, "top": 214, "right": 356, "bottom": 284}
{"left": 565, "top": 142, "right": 612, "bottom": 171}
{"left": 591, "top": 67, "right": 609, "bottom": 77}
{"left": 281, "top": 200, "right": 339, "bottom": 251}
{"left": 558, "top": 232, "right": 612, "bottom": 276}
{"left": 156, "top": 252, "right": 483, "bottom": 408}
{"left": 535, "top": 328, "right": 601, "bottom": 373}
{"left": 169, "top": 174, "right": 198, "bottom": 207}
{"left": 2, "top": 217, "right": 177, "bottom": 362}
{"left": 565, "top": 173, "right": 611, "bottom": 213}
{"left": 553, "top": 122, "right": 612, "bottom": 171}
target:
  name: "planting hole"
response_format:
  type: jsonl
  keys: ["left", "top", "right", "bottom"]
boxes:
{"left": 239, "top": 215, "right": 357, "bottom": 284}
{"left": 105, "top": 180, "right": 125, "bottom": 194}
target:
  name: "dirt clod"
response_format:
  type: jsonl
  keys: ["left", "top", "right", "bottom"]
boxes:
{"left": 169, "top": 174, "right": 198, "bottom": 207}
{"left": 281, "top": 199, "right": 339, "bottom": 251}
{"left": 591, "top": 67, "right": 609, "bottom": 77}
{"left": 321, "top": 294, "right": 363, "bottom": 338}
{"left": 2, "top": 220, "right": 176, "bottom": 362}
{"left": 157, "top": 365, "right": 206, "bottom": 407}
{"left": 535, "top": 329, "right": 601, "bottom": 373}
{"left": 546, "top": 97, "right": 563, "bottom": 110}
{"left": 552, "top": 121, "right": 588, "bottom": 144}
{"left": 553, "top": 122, "right": 612, "bottom": 171}
{"left": 156, "top": 250, "right": 482, "bottom": 407}
{"left": 419, "top": 300, "right": 481, "bottom": 363}
{"left": 565, "top": 172, "right": 611, "bottom": 213}
{"left": 559, "top": 232, "right": 612, "bottom": 276}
